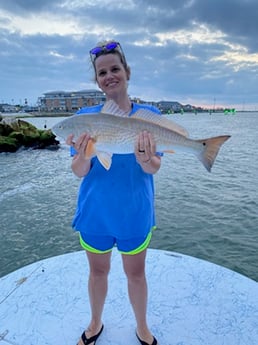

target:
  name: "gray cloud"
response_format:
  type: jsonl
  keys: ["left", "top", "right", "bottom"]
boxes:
{"left": 1, "top": 0, "right": 258, "bottom": 109}
{"left": 0, "top": 0, "right": 56, "bottom": 13}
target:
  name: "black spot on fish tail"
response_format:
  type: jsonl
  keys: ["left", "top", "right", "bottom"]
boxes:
{"left": 197, "top": 135, "right": 231, "bottom": 172}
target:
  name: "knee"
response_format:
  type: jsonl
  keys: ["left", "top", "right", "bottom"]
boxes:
{"left": 122, "top": 252, "right": 146, "bottom": 282}
{"left": 123, "top": 266, "right": 146, "bottom": 283}
{"left": 87, "top": 252, "right": 111, "bottom": 278}
{"left": 90, "top": 263, "right": 110, "bottom": 278}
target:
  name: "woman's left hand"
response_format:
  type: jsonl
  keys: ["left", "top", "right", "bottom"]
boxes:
{"left": 135, "top": 131, "right": 161, "bottom": 174}
{"left": 135, "top": 130, "right": 156, "bottom": 164}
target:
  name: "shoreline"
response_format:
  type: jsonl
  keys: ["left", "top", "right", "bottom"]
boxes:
{"left": 1, "top": 112, "right": 73, "bottom": 118}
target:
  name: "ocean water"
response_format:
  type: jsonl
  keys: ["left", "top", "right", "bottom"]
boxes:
{"left": 0, "top": 112, "right": 257, "bottom": 281}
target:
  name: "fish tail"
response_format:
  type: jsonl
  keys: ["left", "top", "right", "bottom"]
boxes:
{"left": 196, "top": 135, "right": 231, "bottom": 172}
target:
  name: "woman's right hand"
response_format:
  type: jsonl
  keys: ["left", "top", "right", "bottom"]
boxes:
{"left": 66, "top": 133, "right": 92, "bottom": 161}
{"left": 66, "top": 133, "right": 93, "bottom": 177}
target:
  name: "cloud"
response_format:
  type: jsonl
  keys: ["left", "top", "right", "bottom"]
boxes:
{"left": 0, "top": 0, "right": 258, "bottom": 109}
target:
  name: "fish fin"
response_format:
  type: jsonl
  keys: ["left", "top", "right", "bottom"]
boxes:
{"left": 197, "top": 135, "right": 231, "bottom": 172}
{"left": 84, "top": 138, "right": 96, "bottom": 159}
{"left": 101, "top": 100, "right": 128, "bottom": 117}
{"left": 163, "top": 149, "right": 175, "bottom": 154}
{"left": 97, "top": 151, "right": 113, "bottom": 170}
{"left": 132, "top": 109, "right": 189, "bottom": 137}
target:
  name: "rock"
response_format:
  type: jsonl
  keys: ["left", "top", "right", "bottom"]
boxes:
{"left": 0, "top": 135, "right": 18, "bottom": 153}
{"left": 0, "top": 118, "right": 60, "bottom": 153}
{"left": 0, "top": 122, "right": 13, "bottom": 136}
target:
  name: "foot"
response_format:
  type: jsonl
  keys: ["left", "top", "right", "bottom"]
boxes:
{"left": 136, "top": 330, "right": 158, "bottom": 345}
{"left": 77, "top": 324, "right": 104, "bottom": 345}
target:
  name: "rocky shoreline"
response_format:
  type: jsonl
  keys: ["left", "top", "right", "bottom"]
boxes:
{"left": 0, "top": 115, "right": 59, "bottom": 153}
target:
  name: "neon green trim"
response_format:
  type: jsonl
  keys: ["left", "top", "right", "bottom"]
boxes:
{"left": 119, "top": 231, "right": 153, "bottom": 255}
{"left": 79, "top": 226, "right": 156, "bottom": 255}
{"left": 79, "top": 235, "right": 112, "bottom": 254}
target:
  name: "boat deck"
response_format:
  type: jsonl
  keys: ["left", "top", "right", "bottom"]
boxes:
{"left": 0, "top": 248, "right": 258, "bottom": 344}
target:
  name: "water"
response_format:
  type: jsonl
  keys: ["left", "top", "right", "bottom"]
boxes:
{"left": 1, "top": 113, "right": 258, "bottom": 281}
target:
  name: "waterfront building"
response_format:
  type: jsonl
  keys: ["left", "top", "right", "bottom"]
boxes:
{"left": 157, "top": 101, "right": 183, "bottom": 113}
{"left": 38, "top": 89, "right": 106, "bottom": 112}
{"left": 0, "top": 103, "right": 17, "bottom": 113}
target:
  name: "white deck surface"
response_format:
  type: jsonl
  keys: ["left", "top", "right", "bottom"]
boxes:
{"left": 0, "top": 248, "right": 258, "bottom": 345}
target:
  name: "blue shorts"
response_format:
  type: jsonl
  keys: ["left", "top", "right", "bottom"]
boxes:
{"left": 79, "top": 231, "right": 153, "bottom": 255}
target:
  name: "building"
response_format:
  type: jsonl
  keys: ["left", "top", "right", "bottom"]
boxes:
{"left": 38, "top": 89, "right": 106, "bottom": 112}
{"left": 157, "top": 101, "right": 183, "bottom": 113}
{"left": 0, "top": 103, "right": 17, "bottom": 113}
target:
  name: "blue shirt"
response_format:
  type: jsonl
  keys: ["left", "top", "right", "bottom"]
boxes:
{"left": 71, "top": 102, "right": 161, "bottom": 240}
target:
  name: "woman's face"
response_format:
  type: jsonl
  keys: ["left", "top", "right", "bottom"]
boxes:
{"left": 94, "top": 53, "right": 130, "bottom": 99}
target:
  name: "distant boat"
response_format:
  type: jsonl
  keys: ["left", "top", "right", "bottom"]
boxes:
{"left": 224, "top": 108, "right": 236, "bottom": 115}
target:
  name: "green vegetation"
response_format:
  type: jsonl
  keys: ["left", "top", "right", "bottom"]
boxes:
{"left": 0, "top": 119, "right": 59, "bottom": 153}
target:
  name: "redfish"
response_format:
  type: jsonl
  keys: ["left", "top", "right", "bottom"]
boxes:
{"left": 52, "top": 100, "right": 230, "bottom": 171}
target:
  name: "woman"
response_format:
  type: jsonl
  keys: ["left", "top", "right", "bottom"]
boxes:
{"left": 67, "top": 40, "right": 161, "bottom": 345}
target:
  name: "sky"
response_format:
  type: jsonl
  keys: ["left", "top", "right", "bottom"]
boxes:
{"left": 0, "top": 0, "right": 258, "bottom": 110}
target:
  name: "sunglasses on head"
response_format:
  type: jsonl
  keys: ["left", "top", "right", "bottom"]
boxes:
{"left": 89, "top": 41, "right": 126, "bottom": 63}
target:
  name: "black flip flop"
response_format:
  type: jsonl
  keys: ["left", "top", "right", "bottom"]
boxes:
{"left": 78, "top": 324, "right": 104, "bottom": 345}
{"left": 136, "top": 332, "right": 157, "bottom": 345}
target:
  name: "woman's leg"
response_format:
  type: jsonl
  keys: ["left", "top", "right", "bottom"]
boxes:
{"left": 122, "top": 249, "right": 154, "bottom": 344}
{"left": 78, "top": 250, "right": 111, "bottom": 345}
